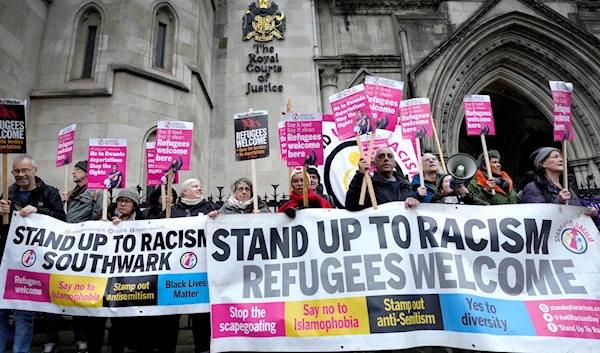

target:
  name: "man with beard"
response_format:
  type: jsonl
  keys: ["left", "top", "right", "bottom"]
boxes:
{"left": 0, "top": 155, "right": 65, "bottom": 353}
{"left": 346, "top": 146, "right": 420, "bottom": 211}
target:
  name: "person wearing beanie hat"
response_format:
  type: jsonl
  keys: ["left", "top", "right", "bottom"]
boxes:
{"left": 518, "top": 148, "right": 599, "bottom": 219}
{"left": 430, "top": 174, "right": 488, "bottom": 205}
{"left": 306, "top": 166, "right": 336, "bottom": 207}
{"left": 468, "top": 150, "right": 518, "bottom": 205}
{"left": 278, "top": 167, "right": 333, "bottom": 217}
{"left": 106, "top": 187, "right": 143, "bottom": 225}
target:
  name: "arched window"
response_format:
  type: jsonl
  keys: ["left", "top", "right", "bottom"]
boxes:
{"left": 152, "top": 4, "right": 177, "bottom": 72}
{"left": 71, "top": 6, "right": 102, "bottom": 80}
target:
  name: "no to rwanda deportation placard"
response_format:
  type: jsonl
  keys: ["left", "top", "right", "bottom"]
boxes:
{"left": 0, "top": 213, "right": 209, "bottom": 317}
{"left": 207, "top": 203, "right": 600, "bottom": 353}
{"left": 329, "top": 84, "right": 374, "bottom": 141}
{"left": 234, "top": 110, "right": 270, "bottom": 161}
{"left": 87, "top": 139, "right": 127, "bottom": 190}
{"left": 56, "top": 124, "right": 76, "bottom": 167}
{"left": 0, "top": 99, "right": 27, "bottom": 154}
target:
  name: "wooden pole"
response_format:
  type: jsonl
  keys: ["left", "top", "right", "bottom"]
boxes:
{"left": 415, "top": 138, "right": 425, "bottom": 188}
{"left": 355, "top": 136, "right": 378, "bottom": 209}
{"left": 430, "top": 116, "right": 447, "bottom": 174}
{"left": 160, "top": 185, "right": 166, "bottom": 211}
{"left": 302, "top": 166, "right": 309, "bottom": 207}
{"left": 480, "top": 135, "right": 495, "bottom": 196}
{"left": 563, "top": 141, "right": 569, "bottom": 206}
{"left": 3, "top": 155, "right": 8, "bottom": 225}
{"left": 63, "top": 165, "right": 69, "bottom": 213}
{"left": 287, "top": 100, "right": 293, "bottom": 195}
{"left": 101, "top": 189, "right": 108, "bottom": 221}
{"left": 359, "top": 130, "right": 376, "bottom": 204}
{"left": 166, "top": 170, "right": 173, "bottom": 218}
{"left": 252, "top": 159, "right": 259, "bottom": 213}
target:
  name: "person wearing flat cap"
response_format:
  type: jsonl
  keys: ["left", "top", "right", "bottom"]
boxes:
{"left": 61, "top": 160, "right": 103, "bottom": 223}
{"left": 518, "top": 147, "right": 598, "bottom": 218}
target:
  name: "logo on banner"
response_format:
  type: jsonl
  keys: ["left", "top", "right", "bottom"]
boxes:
{"left": 292, "top": 114, "right": 299, "bottom": 121}
{"left": 165, "top": 122, "right": 171, "bottom": 128}
{"left": 0, "top": 106, "right": 18, "bottom": 119}
{"left": 22, "top": 250, "right": 36, "bottom": 267}
{"left": 98, "top": 140, "right": 104, "bottom": 145}
{"left": 181, "top": 252, "right": 198, "bottom": 269}
{"left": 555, "top": 220, "right": 594, "bottom": 254}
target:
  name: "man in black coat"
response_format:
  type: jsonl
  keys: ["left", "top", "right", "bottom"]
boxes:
{"left": 346, "top": 146, "right": 420, "bottom": 211}
{"left": 0, "top": 155, "right": 65, "bottom": 353}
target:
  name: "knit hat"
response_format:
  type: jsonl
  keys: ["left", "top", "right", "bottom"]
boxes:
{"left": 290, "top": 167, "right": 303, "bottom": 183}
{"left": 117, "top": 187, "right": 140, "bottom": 206}
{"left": 306, "top": 166, "right": 320, "bottom": 183}
{"left": 75, "top": 160, "right": 88, "bottom": 172}
{"left": 181, "top": 178, "right": 200, "bottom": 193}
{"left": 530, "top": 147, "right": 560, "bottom": 168}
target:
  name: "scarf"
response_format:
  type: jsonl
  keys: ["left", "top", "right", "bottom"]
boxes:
{"left": 279, "top": 188, "right": 332, "bottom": 212}
{"left": 227, "top": 195, "right": 253, "bottom": 210}
{"left": 481, "top": 171, "right": 511, "bottom": 195}
{"left": 181, "top": 197, "right": 203, "bottom": 206}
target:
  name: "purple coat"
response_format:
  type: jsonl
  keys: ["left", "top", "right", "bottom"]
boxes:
{"left": 518, "top": 171, "right": 583, "bottom": 205}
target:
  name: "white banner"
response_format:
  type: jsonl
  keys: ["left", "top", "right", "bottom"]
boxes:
{"left": 0, "top": 213, "right": 209, "bottom": 317}
{"left": 207, "top": 203, "right": 600, "bottom": 353}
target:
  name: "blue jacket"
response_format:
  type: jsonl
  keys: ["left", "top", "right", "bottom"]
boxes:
{"left": 411, "top": 173, "right": 444, "bottom": 203}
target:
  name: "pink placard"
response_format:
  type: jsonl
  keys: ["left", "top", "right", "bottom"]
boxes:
{"left": 463, "top": 95, "right": 495, "bottom": 136}
{"left": 400, "top": 98, "right": 433, "bottom": 139}
{"left": 322, "top": 114, "right": 334, "bottom": 122}
{"left": 550, "top": 81, "right": 574, "bottom": 141}
{"left": 278, "top": 121, "right": 287, "bottom": 161}
{"left": 360, "top": 136, "right": 390, "bottom": 172}
{"left": 87, "top": 139, "right": 127, "bottom": 189}
{"left": 364, "top": 76, "right": 403, "bottom": 132}
{"left": 329, "top": 84, "right": 374, "bottom": 141}
{"left": 212, "top": 302, "right": 286, "bottom": 338}
{"left": 155, "top": 121, "right": 193, "bottom": 171}
{"left": 56, "top": 124, "right": 76, "bottom": 167}
{"left": 3, "top": 269, "right": 51, "bottom": 303}
{"left": 285, "top": 112, "right": 323, "bottom": 167}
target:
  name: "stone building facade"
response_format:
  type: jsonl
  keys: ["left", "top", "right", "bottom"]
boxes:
{"left": 1, "top": 0, "right": 600, "bottom": 198}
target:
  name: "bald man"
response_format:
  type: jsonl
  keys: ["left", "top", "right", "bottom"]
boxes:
{"left": 346, "top": 147, "right": 419, "bottom": 211}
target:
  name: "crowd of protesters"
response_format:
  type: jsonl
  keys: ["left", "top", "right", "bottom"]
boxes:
{"left": 0, "top": 147, "right": 597, "bottom": 353}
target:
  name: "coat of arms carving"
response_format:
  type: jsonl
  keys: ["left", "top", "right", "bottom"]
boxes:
{"left": 242, "top": 0, "right": 286, "bottom": 42}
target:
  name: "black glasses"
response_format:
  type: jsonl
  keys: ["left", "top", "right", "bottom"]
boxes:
{"left": 236, "top": 187, "right": 251, "bottom": 192}
{"left": 117, "top": 198, "right": 133, "bottom": 205}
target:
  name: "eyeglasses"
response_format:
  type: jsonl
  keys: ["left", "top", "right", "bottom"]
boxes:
{"left": 117, "top": 198, "right": 133, "bottom": 205}
{"left": 235, "top": 187, "right": 251, "bottom": 192}
{"left": 11, "top": 168, "right": 33, "bottom": 176}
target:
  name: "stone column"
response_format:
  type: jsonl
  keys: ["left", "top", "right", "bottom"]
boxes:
{"left": 574, "top": 166, "right": 584, "bottom": 188}
{"left": 588, "top": 158, "right": 600, "bottom": 185}
{"left": 319, "top": 64, "right": 342, "bottom": 114}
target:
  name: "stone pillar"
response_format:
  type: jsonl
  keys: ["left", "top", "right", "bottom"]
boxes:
{"left": 574, "top": 166, "right": 584, "bottom": 188}
{"left": 319, "top": 64, "right": 342, "bottom": 113}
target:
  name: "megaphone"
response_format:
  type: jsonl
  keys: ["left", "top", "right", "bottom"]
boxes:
{"left": 446, "top": 153, "right": 477, "bottom": 188}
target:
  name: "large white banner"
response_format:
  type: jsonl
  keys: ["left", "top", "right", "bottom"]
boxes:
{"left": 207, "top": 203, "right": 600, "bottom": 353}
{"left": 0, "top": 213, "right": 209, "bottom": 316}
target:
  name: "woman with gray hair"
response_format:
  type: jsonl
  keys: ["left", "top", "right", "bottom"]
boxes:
{"left": 220, "top": 177, "right": 269, "bottom": 214}
{"left": 468, "top": 149, "right": 518, "bottom": 204}
{"left": 518, "top": 148, "right": 598, "bottom": 218}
